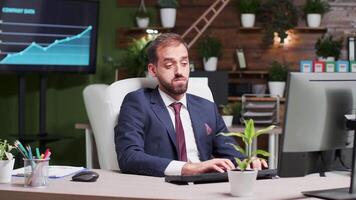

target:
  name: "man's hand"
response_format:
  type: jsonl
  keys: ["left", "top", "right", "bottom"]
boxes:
{"left": 181, "top": 158, "right": 235, "bottom": 176}
{"left": 250, "top": 158, "right": 268, "bottom": 170}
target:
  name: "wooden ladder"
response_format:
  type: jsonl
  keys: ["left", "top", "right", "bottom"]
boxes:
{"left": 181, "top": 0, "right": 231, "bottom": 49}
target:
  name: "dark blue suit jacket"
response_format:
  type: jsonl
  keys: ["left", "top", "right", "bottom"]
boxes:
{"left": 114, "top": 88, "right": 243, "bottom": 177}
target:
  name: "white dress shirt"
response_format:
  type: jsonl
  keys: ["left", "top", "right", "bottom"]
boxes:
{"left": 158, "top": 89, "right": 201, "bottom": 175}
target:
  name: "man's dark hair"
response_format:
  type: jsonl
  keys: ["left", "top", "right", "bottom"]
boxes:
{"left": 147, "top": 33, "right": 188, "bottom": 65}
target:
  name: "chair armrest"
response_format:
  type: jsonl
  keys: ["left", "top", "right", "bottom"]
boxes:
{"left": 75, "top": 123, "right": 99, "bottom": 169}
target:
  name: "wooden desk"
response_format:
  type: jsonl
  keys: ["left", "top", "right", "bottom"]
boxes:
{"left": 0, "top": 170, "right": 350, "bottom": 200}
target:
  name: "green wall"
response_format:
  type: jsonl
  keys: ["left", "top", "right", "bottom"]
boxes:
{"left": 0, "top": 0, "right": 151, "bottom": 166}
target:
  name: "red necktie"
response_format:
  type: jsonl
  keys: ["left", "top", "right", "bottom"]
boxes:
{"left": 170, "top": 102, "right": 188, "bottom": 162}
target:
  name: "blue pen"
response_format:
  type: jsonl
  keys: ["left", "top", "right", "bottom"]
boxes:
{"left": 27, "top": 145, "right": 33, "bottom": 159}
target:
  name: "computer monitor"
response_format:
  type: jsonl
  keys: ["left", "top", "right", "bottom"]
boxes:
{"left": 278, "top": 72, "right": 356, "bottom": 178}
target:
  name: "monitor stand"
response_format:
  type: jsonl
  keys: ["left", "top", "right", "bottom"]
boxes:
{"left": 302, "top": 116, "right": 356, "bottom": 200}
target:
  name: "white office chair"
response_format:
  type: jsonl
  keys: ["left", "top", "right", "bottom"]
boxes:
{"left": 82, "top": 77, "right": 214, "bottom": 170}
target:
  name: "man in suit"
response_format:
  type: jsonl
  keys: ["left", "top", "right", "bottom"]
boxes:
{"left": 115, "top": 33, "right": 266, "bottom": 177}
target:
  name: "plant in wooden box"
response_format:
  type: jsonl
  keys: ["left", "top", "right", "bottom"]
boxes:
{"left": 136, "top": 0, "right": 150, "bottom": 28}
{"left": 158, "top": 0, "right": 178, "bottom": 28}
{"left": 0, "top": 139, "right": 15, "bottom": 183}
{"left": 221, "top": 102, "right": 242, "bottom": 127}
{"left": 315, "top": 35, "right": 343, "bottom": 61}
{"left": 258, "top": 0, "right": 298, "bottom": 46}
{"left": 235, "top": 0, "right": 260, "bottom": 28}
{"left": 303, "top": 0, "right": 330, "bottom": 28}
{"left": 268, "top": 60, "right": 289, "bottom": 97}
{"left": 219, "top": 119, "right": 275, "bottom": 197}
{"left": 197, "top": 36, "right": 222, "bottom": 71}
{"left": 116, "top": 37, "right": 152, "bottom": 78}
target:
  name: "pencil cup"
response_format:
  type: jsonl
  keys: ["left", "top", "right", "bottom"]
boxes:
{"left": 23, "top": 158, "right": 50, "bottom": 187}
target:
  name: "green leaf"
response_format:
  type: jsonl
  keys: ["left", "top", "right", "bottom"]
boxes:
{"left": 218, "top": 132, "right": 244, "bottom": 138}
{"left": 252, "top": 149, "right": 271, "bottom": 157}
{"left": 235, "top": 158, "right": 249, "bottom": 171}
{"left": 255, "top": 125, "right": 276, "bottom": 138}
{"left": 227, "top": 143, "right": 245, "bottom": 155}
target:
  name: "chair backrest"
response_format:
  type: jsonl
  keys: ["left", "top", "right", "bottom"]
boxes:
{"left": 83, "top": 77, "right": 213, "bottom": 170}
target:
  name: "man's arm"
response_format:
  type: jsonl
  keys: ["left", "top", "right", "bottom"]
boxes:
{"left": 114, "top": 91, "right": 171, "bottom": 177}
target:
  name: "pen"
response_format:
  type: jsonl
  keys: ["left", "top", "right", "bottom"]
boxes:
{"left": 44, "top": 151, "right": 51, "bottom": 159}
{"left": 26, "top": 145, "right": 33, "bottom": 159}
{"left": 14, "top": 140, "right": 29, "bottom": 159}
{"left": 43, "top": 148, "right": 50, "bottom": 159}
{"left": 36, "top": 148, "right": 41, "bottom": 159}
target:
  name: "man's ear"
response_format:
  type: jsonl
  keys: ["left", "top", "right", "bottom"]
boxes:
{"left": 148, "top": 63, "right": 157, "bottom": 77}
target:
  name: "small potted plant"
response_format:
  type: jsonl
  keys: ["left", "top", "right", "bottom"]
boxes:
{"left": 158, "top": 0, "right": 179, "bottom": 28}
{"left": 315, "top": 35, "right": 343, "bottom": 61}
{"left": 136, "top": 0, "right": 150, "bottom": 28}
{"left": 219, "top": 119, "right": 275, "bottom": 197}
{"left": 235, "top": 0, "right": 260, "bottom": 28}
{"left": 0, "top": 139, "right": 15, "bottom": 183}
{"left": 303, "top": 0, "right": 330, "bottom": 28}
{"left": 268, "top": 61, "right": 289, "bottom": 97}
{"left": 197, "top": 36, "right": 222, "bottom": 71}
{"left": 221, "top": 102, "right": 242, "bottom": 127}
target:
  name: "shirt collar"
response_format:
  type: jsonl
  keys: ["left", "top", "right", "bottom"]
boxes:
{"left": 158, "top": 88, "right": 187, "bottom": 108}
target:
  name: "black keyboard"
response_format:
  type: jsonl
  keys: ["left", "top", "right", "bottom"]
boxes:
{"left": 165, "top": 169, "right": 278, "bottom": 184}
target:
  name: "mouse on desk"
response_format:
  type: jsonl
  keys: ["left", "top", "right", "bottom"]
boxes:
{"left": 72, "top": 170, "right": 99, "bottom": 182}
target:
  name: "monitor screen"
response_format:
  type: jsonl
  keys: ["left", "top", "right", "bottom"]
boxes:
{"left": 0, "top": 0, "right": 99, "bottom": 73}
{"left": 278, "top": 72, "right": 356, "bottom": 177}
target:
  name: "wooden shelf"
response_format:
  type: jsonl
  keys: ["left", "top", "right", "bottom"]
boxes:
{"left": 237, "top": 26, "right": 327, "bottom": 33}
{"left": 229, "top": 70, "right": 268, "bottom": 75}
{"left": 293, "top": 27, "right": 327, "bottom": 32}
{"left": 124, "top": 27, "right": 172, "bottom": 33}
{"left": 228, "top": 96, "right": 285, "bottom": 102}
{"left": 238, "top": 27, "right": 263, "bottom": 31}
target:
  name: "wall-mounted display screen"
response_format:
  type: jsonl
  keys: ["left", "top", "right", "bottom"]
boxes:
{"left": 0, "top": 0, "right": 99, "bottom": 73}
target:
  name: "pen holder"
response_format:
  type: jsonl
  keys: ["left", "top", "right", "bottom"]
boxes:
{"left": 23, "top": 158, "right": 50, "bottom": 187}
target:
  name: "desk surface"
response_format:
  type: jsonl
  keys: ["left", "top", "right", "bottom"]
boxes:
{"left": 0, "top": 170, "right": 350, "bottom": 200}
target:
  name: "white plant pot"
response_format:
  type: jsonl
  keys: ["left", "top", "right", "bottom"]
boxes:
{"left": 228, "top": 170, "right": 258, "bottom": 197}
{"left": 136, "top": 17, "right": 149, "bottom": 28}
{"left": 0, "top": 159, "right": 15, "bottom": 183}
{"left": 203, "top": 57, "right": 218, "bottom": 71}
{"left": 241, "top": 13, "right": 256, "bottom": 28}
{"left": 307, "top": 14, "right": 322, "bottom": 28}
{"left": 222, "top": 115, "right": 233, "bottom": 127}
{"left": 160, "top": 8, "right": 176, "bottom": 28}
{"left": 268, "top": 81, "right": 286, "bottom": 97}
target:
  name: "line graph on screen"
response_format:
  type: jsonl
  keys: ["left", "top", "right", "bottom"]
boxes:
{"left": 0, "top": 20, "right": 92, "bottom": 66}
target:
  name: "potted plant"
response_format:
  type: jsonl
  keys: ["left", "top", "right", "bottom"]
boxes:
{"left": 221, "top": 102, "right": 242, "bottom": 127}
{"left": 116, "top": 37, "right": 152, "bottom": 78}
{"left": 0, "top": 139, "right": 15, "bottom": 183}
{"left": 197, "top": 36, "right": 222, "bottom": 71}
{"left": 303, "top": 0, "right": 330, "bottom": 28}
{"left": 315, "top": 35, "right": 343, "bottom": 61}
{"left": 258, "top": 0, "right": 298, "bottom": 45}
{"left": 235, "top": 0, "right": 260, "bottom": 28}
{"left": 219, "top": 119, "right": 275, "bottom": 197}
{"left": 136, "top": 0, "right": 150, "bottom": 28}
{"left": 268, "top": 61, "right": 289, "bottom": 97}
{"left": 158, "top": 0, "right": 178, "bottom": 28}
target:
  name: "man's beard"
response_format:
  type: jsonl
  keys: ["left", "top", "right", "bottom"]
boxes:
{"left": 158, "top": 75, "right": 188, "bottom": 95}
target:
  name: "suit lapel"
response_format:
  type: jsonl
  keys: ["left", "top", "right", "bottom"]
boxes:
{"left": 150, "top": 88, "right": 178, "bottom": 149}
{"left": 186, "top": 95, "right": 205, "bottom": 159}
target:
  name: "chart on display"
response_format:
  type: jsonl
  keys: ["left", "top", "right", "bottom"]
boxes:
{"left": 0, "top": 0, "right": 99, "bottom": 73}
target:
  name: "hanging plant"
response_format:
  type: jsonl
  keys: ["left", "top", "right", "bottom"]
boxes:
{"left": 136, "top": 0, "right": 150, "bottom": 18}
{"left": 259, "top": 0, "right": 298, "bottom": 45}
